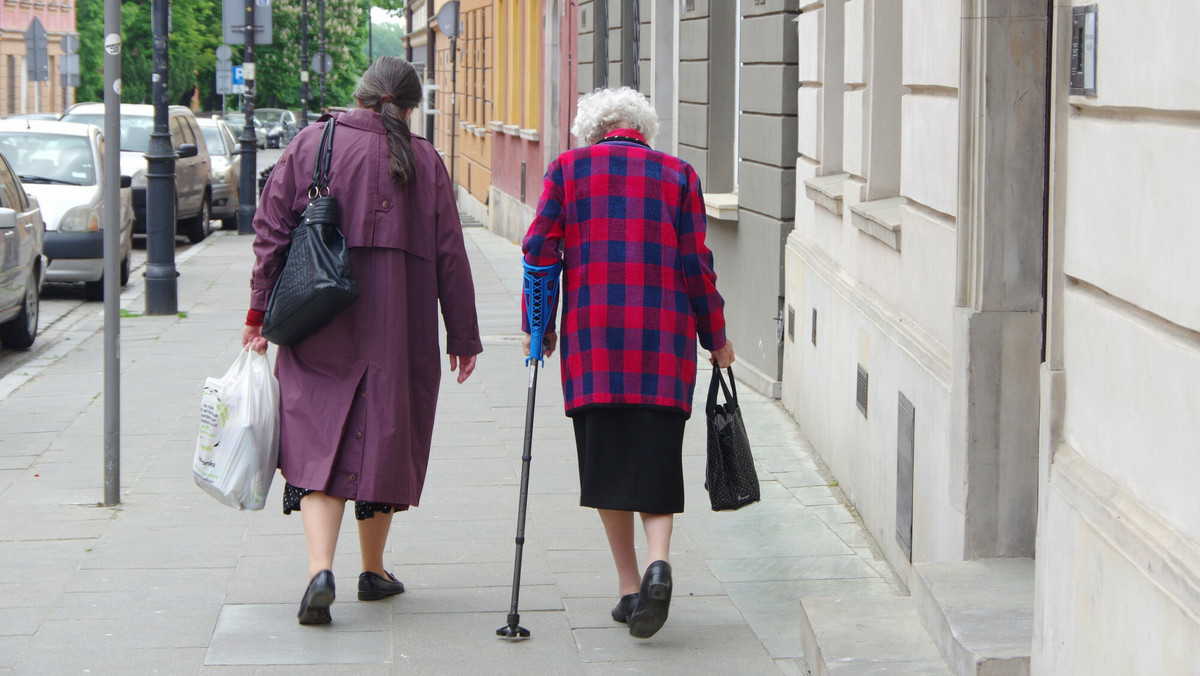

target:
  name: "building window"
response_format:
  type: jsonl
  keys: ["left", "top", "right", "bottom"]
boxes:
{"left": 496, "top": 0, "right": 540, "bottom": 131}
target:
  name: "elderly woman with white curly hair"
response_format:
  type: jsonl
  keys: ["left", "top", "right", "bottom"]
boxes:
{"left": 522, "top": 87, "right": 735, "bottom": 639}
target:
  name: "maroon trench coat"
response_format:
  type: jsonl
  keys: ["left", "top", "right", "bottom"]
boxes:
{"left": 250, "top": 109, "right": 482, "bottom": 507}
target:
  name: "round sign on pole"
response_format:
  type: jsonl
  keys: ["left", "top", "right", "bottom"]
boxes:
{"left": 310, "top": 52, "right": 333, "bottom": 75}
{"left": 216, "top": 44, "right": 232, "bottom": 60}
{"left": 60, "top": 34, "right": 80, "bottom": 53}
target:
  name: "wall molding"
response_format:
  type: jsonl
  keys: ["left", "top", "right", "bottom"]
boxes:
{"left": 787, "top": 232, "right": 952, "bottom": 387}
{"left": 1050, "top": 443, "right": 1200, "bottom": 625}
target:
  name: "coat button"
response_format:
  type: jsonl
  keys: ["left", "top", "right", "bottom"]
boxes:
{"left": 360, "top": 390, "right": 367, "bottom": 398}
{"left": 348, "top": 473, "right": 357, "bottom": 482}
{"left": 381, "top": 200, "right": 390, "bottom": 208}
{"left": 355, "top": 431, "right": 363, "bottom": 440}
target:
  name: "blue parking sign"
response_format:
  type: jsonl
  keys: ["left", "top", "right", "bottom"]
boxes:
{"left": 232, "top": 65, "right": 244, "bottom": 86}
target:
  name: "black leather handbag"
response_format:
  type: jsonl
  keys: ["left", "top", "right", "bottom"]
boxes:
{"left": 262, "top": 119, "right": 360, "bottom": 346}
{"left": 705, "top": 365, "right": 760, "bottom": 511}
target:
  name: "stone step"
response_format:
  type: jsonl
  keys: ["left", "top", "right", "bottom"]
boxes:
{"left": 460, "top": 214, "right": 485, "bottom": 228}
{"left": 911, "top": 558, "right": 1034, "bottom": 676}
{"left": 799, "top": 596, "right": 953, "bottom": 676}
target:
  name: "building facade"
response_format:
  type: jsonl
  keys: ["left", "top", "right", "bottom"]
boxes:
{"left": 784, "top": 0, "right": 1200, "bottom": 671}
{"left": 0, "top": 0, "right": 76, "bottom": 115}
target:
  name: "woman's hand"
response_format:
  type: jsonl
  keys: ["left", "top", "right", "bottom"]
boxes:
{"left": 449, "top": 354, "right": 478, "bottom": 384}
{"left": 710, "top": 340, "right": 735, "bottom": 368}
{"left": 522, "top": 332, "right": 558, "bottom": 359}
{"left": 242, "top": 325, "right": 268, "bottom": 355}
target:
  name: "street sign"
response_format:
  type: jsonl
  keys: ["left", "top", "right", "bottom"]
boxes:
{"left": 231, "top": 64, "right": 245, "bottom": 95}
{"left": 216, "top": 44, "right": 232, "bottom": 61}
{"left": 24, "top": 18, "right": 49, "bottom": 82}
{"left": 216, "top": 59, "right": 233, "bottom": 94}
{"left": 310, "top": 52, "right": 333, "bottom": 75}
{"left": 59, "top": 54, "right": 80, "bottom": 87}
{"left": 60, "top": 34, "right": 81, "bottom": 54}
{"left": 222, "top": 0, "right": 273, "bottom": 45}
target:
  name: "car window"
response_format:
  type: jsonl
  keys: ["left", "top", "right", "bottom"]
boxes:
{"left": 199, "top": 125, "right": 226, "bottom": 155}
{"left": 0, "top": 133, "right": 96, "bottom": 185}
{"left": 186, "top": 119, "right": 206, "bottom": 153}
{"left": 221, "top": 124, "right": 237, "bottom": 151}
{"left": 256, "top": 110, "right": 282, "bottom": 125}
{"left": 60, "top": 113, "right": 153, "bottom": 152}
{"left": 170, "top": 117, "right": 186, "bottom": 148}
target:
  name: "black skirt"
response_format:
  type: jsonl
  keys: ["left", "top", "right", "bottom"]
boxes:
{"left": 571, "top": 406, "right": 687, "bottom": 514}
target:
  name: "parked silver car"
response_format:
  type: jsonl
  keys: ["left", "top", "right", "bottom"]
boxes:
{"left": 0, "top": 150, "right": 45, "bottom": 348}
{"left": 0, "top": 120, "right": 134, "bottom": 301}
{"left": 62, "top": 103, "right": 214, "bottom": 244}
{"left": 197, "top": 116, "right": 241, "bottom": 230}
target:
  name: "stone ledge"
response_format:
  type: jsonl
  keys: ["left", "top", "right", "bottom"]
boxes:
{"left": 911, "top": 559, "right": 1034, "bottom": 676}
{"left": 502, "top": 124, "right": 520, "bottom": 136}
{"left": 804, "top": 173, "right": 849, "bottom": 215}
{"left": 487, "top": 120, "right": 505, "bottom": 132}
{"left": 800, "top": 596, "right": 953, "bottom": 675}
{"left": 519, "top": 128, "right": 540, "bottom": 142}
{"left": 704, "top": 192, "right": 739, "bottom": 222}
{"left": 850, "top": 196, "right": 905, "bottom": 251}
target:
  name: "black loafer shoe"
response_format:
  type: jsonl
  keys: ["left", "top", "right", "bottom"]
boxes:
{"left": 358, "top": 570, "right": 405, "bottom": 601}
{"left": 611, "top": 593, "right": 639, "bottom": 623}
{"left": 627, "top": 560, "right": 672, "bottom": 639}
{"left": 297, "top": 570, "right": 336, "bottom": 625}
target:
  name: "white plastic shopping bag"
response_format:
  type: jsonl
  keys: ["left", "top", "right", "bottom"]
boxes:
{"left": 193, "top": 348, "right": 280, "bottom": 510}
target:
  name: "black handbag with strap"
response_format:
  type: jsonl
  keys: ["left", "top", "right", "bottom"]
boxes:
{"left": 262, "top": 119, "right": 360, "bottom": 346}
{"left": 704, "top": 365, "right": 760, "bottom": 511}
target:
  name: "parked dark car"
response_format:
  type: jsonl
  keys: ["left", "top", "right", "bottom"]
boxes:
{"left": 223, "top": 112, "right": 266, "bottom": 149}
{"left": 255, "top": 108, "right": 298, "bottom": 148}
{"left": 0, "top": 150, "right": 45, "bottom": 348}
{"left": 62, "top": 103, "right": 214, "bottom": 244}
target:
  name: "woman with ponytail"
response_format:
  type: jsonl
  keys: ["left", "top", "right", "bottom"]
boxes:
{"left": 243, "top": 56, "right": 482, "bottom": 625}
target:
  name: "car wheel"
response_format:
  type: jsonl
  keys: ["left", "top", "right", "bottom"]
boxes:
{"left": 0, "top": 270, "right": 39, "bottom": 349}
{"left": 120, "top": 250, "right": 131, "bottom": 286}
{"left": 185, "top": 196, "right": 211, "bottom": 244}
{"left": 84, "top": 277, "right": 104, "bottom": 302}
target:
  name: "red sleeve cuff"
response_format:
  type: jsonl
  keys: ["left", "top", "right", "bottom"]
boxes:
{"left": 246, "top": 308, "right": 265, "bottom": 327}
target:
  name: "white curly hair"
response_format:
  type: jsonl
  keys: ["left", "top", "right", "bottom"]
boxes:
{"left": 571, "top": 87, "right": 659, "bottom": 146}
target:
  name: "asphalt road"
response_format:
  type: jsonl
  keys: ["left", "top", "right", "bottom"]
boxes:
{"left": 0, "top": 146, "right": 284, "bottom": 382}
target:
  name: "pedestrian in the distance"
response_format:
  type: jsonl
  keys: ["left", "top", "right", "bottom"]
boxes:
{"left": 521, "top": 87, "right": 735, "bottom": 639}
{"left": 242, "top": 56, "right": 482, "bottom": 625}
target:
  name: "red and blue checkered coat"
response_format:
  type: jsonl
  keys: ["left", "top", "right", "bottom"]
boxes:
{"left": 522, "top": 132, "right": 727, "bottom": 418}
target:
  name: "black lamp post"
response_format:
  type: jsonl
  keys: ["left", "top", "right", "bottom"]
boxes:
{"left": 144, "top": 0, "right": 178, "bottom": 314}
{"left": 236, "top": 0, "right": 257, "bottom": 235}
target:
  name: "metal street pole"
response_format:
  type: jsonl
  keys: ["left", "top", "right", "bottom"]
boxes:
{"left": 299, "top": 0, "right": 309, "bottom": 129}
{"left": 145, "top": 0, "right": 178, "bottom": 315}
{"left": 236, "top": 0, "right": 257, "bottom": 235}
{"left": 449, "top": 37, "right": 457, "bottom": 187}
{"left": 318, "top": 0, "right": 326, "bottom": 110}
{"left": 102, "top": 0, "right": 121, "bottom": 507}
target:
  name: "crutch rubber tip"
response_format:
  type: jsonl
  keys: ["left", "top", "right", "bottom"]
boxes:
{"left": 496, "top": 624, "right": 531, "bottom": 639}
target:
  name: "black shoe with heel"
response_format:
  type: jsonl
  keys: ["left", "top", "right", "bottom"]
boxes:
{"left": 358, "top": 570, "right": 405, "bottom": 601}
{"left": 297, "top": 570, "right": 336, "bottom": 625}
{"left": 611, "top": 593, "right": 639, "bottom": 623}
{"left": 627, "top": 560, "right": 672, "bottom": 638}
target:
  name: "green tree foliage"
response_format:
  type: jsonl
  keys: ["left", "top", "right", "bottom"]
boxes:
{"left": 366, "top": 20, "right": 406, "bottom": 60}
{"left": 76, "top": 0, "right": 404, "bottom": 110}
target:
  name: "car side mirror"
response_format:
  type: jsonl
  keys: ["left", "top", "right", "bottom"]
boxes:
{"left": 120, "top": 175, "right": 132, "bottom": 189}
{"left": 177, "top": 143, "right": 198, "bottom": 159}
{"left": 230, "top": 148, "right": 242, "bottom": 156}
{"left": 0, "top": 207, "right": 16, "bottom": 230}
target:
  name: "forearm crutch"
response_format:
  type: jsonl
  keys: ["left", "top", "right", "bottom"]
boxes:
{"left": 497, "top": 260, "right": 561, "bottom": 640}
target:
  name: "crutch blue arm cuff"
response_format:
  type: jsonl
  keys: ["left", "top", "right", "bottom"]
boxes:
{"left": 523, "top": 260, "right": 562, "bottom": 366}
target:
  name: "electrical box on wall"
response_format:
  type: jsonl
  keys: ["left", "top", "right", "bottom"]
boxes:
{"left": 1070, "top": 5, "right": 1098, "bottom": 96}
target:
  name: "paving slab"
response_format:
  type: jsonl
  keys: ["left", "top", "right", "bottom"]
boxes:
{"left": 206, "top": 603, "right": 392, "bottom": 665}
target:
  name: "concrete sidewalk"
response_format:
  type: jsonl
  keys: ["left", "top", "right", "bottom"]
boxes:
{"left": 0, "top": 226, "right": 901, "bottom": 675}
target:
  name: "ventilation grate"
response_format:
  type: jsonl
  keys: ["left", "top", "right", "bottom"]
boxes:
{"left": 811, "top": 308, "right": 818, "bottom": 346}
{"left": 787, "top": 305, "right": 795, "bottom": 342}
{"left": 856, "top": 364, "right": 869, "bottom": 417}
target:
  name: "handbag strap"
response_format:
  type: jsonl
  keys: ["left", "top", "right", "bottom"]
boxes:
{"left": 706, "top": 365, "right": 738, "bottom": 417}
{"left": 309, "top": 118, "right": 337, "bottom": 194}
